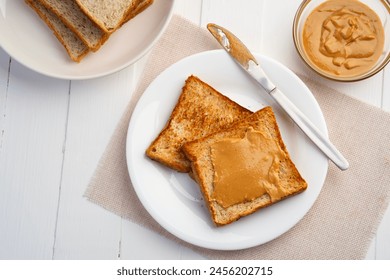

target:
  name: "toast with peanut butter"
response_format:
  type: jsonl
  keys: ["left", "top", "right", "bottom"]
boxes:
{"left": 182, "top": 106, "right": 307, "bottom": 226}
{"left": 146, "top": 75, "right": 252, "bottom": 172}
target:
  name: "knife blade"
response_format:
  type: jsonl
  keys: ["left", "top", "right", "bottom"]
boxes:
{"left": 207, "top": 23, "right": 349, "bottom": 171}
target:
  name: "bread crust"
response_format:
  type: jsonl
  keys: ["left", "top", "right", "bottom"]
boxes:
{"left": 146, "top": 75, "right": 252, "bottom": 172}
{"left": 183, "top": 107, "right": 308, "bottom": 226}
{"left": 36, "top": 0, "right": 109, "bottom": 52}
{"left": 26, "top": 0, "right": 90, "bottom": 62}
{"left": 75, "top": 0, "right": 154, "bottom": 33}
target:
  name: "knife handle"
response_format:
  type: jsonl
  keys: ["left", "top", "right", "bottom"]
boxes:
{"left": 270, "top": 88, "right": 349, "bottom": 171}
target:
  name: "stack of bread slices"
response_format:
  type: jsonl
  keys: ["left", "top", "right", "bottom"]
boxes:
{"left": 25, "top": 0, "right": 154, "bottom": 62}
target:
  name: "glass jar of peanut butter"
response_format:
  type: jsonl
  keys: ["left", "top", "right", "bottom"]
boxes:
{"left": 293, "top": 0, "right": 390, "bottom": 81}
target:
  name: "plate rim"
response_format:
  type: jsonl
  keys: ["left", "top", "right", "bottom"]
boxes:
{"left": 126, "top": 49, "right": 329, "bottom": 250}
{"left": 0, "top": 0, "right": 176, "bottom": 80}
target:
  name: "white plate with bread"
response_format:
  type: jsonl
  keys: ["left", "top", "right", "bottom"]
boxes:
{"left": 126, "top": 50, "right": 329, "bottom": 250}
{"left": 0, "top": 0, "right": 175, "bottom": 80}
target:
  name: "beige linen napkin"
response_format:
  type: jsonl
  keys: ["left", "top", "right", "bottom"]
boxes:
{"left": 85, "top": 15, "right": 390, "bottom": 260}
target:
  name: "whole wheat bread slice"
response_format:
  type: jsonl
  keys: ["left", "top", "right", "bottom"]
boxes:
{"left": 146, "top": 75, "right": 252, "bottom": 173}
{"left": 76, "top": 0, "right": 154, "bottom": 33}
{"left": 26, "top": 0, "right": 89, "bottom": 62}
{"left": 182, "top": 106, "right": 308, "bottom": 226}
{"left": 37, "top": 0, "right": 109, "bottom": 52}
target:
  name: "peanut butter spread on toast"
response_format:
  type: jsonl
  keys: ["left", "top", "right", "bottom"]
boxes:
{"left": 210, "top": 127, "right": 289, "bottom": 208}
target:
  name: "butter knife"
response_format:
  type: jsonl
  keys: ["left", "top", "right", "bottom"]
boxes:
{"left": 207, "top": 23, "right": 349, "bottom": 171}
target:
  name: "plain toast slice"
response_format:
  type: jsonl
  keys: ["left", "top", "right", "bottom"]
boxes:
{"left": 146, "top": 75, "right": 252, "bottom": 173}
{"left": 182, "top": 106, "right": 308, "bottom": 226}
{"left": 76, "top": 0, "right": 154, "bottom": 33}
{"left": 37, "top": 0, "right": 109, "bottom": 52}
{"left": 26, "top": 0, "right": 90, "bottom": 62}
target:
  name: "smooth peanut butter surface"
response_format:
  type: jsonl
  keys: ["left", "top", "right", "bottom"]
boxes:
{"left": 302, "top": 0, "right": 384, "bottom": 77}
{"left": 210, "top": 128, "right": 288, "bottom": 208}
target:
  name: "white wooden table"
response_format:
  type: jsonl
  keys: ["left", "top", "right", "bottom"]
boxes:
{"left": 0, "top": 0, "right": 389, "bottom": 260}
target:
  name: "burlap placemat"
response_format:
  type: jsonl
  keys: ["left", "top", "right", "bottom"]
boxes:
{"left": 85, "top": 15, "right": 390, "bottom": 260}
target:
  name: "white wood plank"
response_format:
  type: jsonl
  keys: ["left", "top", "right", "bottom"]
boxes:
{"left": 120, "top": 221, "right": 206, "bottom": 259}
{"left": 0, "top": 60, "right": 69, "bottom": 259}
{"left": 0, "top": 49, "right": 10, "bottom": 150}
{"left": 120, "top": 222, "right": 183, "bottom": 259}
{"left": 381, "top": 68, "right": 390, "bottom": 111}
{"left": 375, "top": 67, "right": 390, "bottom": 259}
{"left": 365, "top": 237, "right": 376, "bottom": 260}
{"left": 375, "top": 204, "right": 390, "bottom": 259}
{"left": 200, "top": 0, "right": 264, "bottom": 52}
{"left": 260, "top": 0, "right": 303, "bottom": 65}
{"left": 116, "top": 55, "right": 189, "bottom": 259}
{"left": 179, "top": 245, "right": 206, "bottom": 260}
{"left": 173, "top": 0, "right": 202, "bottom": 24}
{"left": 52, "top": 66, "right": 138, "bottom": 259}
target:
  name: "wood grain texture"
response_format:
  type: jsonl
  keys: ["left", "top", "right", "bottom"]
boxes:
{"left": 0, "top": 49, "right": 10, "bottom": 155}
{"left": 0, "top": 61, "right": 69, "bottom": 259}
{"left": 53, "top": 67, "right": 138, "bottom": 259}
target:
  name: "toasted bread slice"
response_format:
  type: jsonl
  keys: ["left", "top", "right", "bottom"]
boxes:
{"left": 26, "top": 0, "right": 90, "bottom": 62}
{"left": 146, "top": 75, "right": 252, "bottom": 173}
{"left": 182, "top": 107, "right": 308, "bottom": 226}
{"left": 37, "top": 0, "right": 109, "bottom": 52}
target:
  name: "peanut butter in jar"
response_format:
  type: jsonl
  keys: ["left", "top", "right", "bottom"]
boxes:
{"left": 302, "top": 0, "right": 385, "bottom": 78}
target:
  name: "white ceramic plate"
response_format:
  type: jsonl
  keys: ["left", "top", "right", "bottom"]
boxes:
{"left": 126, "top": 50, "right": 329, "bottom": 250}
{"left": 0, "top": 0, "right": 175, "bottom": 80}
